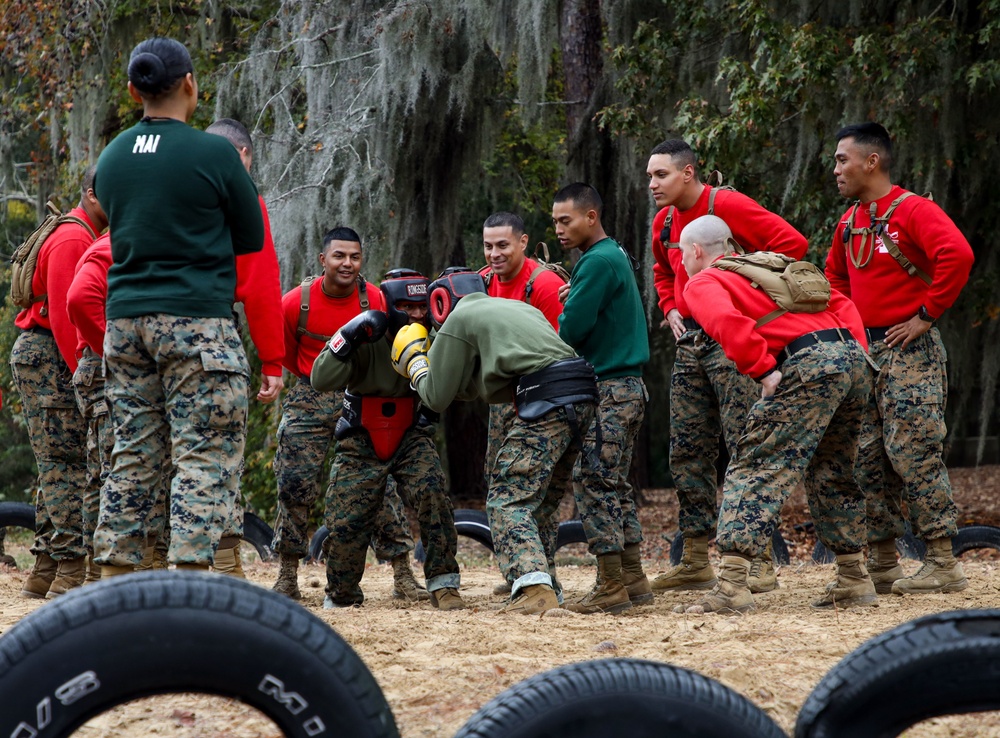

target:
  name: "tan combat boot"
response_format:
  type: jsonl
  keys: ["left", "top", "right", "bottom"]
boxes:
{"left": 272, "top": 552, "right": 302, "bottom": 600}
{"left": 748, "top": 540, "right": 778, "bottom": 593}
{"left": 812, "top": 551, "right": 878, "bottom": 609}
{"left": 502, "top": 583, "right": 559, "bottom": 615}
{"left": 565, "top": 553, "right": 633, "bottom": 615}
{"left": 174, "top": 563, "right": 211, "bottom": 571}
{"left": 651, "top": 535, "right": 717, "bottom": 592}
{"left": 867, "top": 538, "right": 903, "bottom": 594}
{"left": 621, "top": 542, "right": 654, "bottom": 604}
{"left": 135, "top": 534, "right": 159, "bottom": 572}
{"left": 892, "top": 537, "right": 968, "bottom": 595}
{"left": 674, "top": 555, "right": 755, "bottom": 614}
{"left": 212, "top": 536, "right": 246, "bottom": 578}
{"left": 391, "top": 554, "right": 430, "bottom": 601}
{"left": 101, "top": 564, "right": 135, "bottom": 578}
{"left": 429, "top": 587, "right": 467, "bottom": 611}
{"left": 46, "top": 556, "right": 87, "bottom": 598}
{"left": 21, "top": 552, "right": 58, "bottom": 599}
{"left": 84, "top": 555, "right": 102, "bottom": 584}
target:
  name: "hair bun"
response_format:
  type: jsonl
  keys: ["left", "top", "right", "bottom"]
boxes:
{"left": 128, "top": 51, "right": 167, "bottom": 91}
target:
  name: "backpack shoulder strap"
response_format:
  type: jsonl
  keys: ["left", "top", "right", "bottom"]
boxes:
{"left": 874, "top": 192, "right": 932, "bottom": 286}
{"left": 523, "top": 265, "right": 547, "bottom": 305}
{"left": 57, "top": 214, "right": 97, "bottom": 242}
{"left": 296, "top": 275, "right": 334, "bottom": 342}
{"left": 357, "top": 276, "right": 369, "bottom": 310}
{"left": 661, "top": 206, "right": 679, "bottom": 250}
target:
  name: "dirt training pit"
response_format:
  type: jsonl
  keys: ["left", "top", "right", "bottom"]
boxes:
{"left": 1, "top": 466, "right": 999, "bottom": 737}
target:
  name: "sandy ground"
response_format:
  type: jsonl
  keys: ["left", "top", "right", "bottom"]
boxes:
{"left": 2, "top": 466, "right": 1000, "bottom": 737}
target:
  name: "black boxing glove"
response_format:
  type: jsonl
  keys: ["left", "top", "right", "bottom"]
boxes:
{"left": 327, "top": 311, "right": 388, "bottom": 360}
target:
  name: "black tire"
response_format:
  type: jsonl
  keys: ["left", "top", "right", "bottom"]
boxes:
{"left": 242, "top": 511, "right": 277, "bottom": 561}
{"left": 555, "top": 519, "right": 587, "bottom": 549}
{"left": 0, "top": 571, "right": 399, "bottom": 738}
{"left": 671, "top": 527, "right": 790, "bottom": 566}
{"left": 0, "top": 500, "right": 34, "bottom": 530}
{"left": 309, "top": 509, "right": 496, "bottom": 564}
{"left": 453, "top": 658, "right": 785, "bottom": 738}
{"left": 951, "top": 524, "right": 1000, "bottom": 557}
{"left": 795, "top": 609, "right": 1000, "bottom": 738}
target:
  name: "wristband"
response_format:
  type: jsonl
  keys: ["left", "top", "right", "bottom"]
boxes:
{"left": 917, "top": 305, "right": 936, "bottom": 323}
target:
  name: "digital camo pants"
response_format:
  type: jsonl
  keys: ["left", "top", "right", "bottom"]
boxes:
{"left": 323, "top": 424, "right": 458, "bottom": 604}
{"left": 574, "top": 376, "right": 647, "bottom": 556}
{"left": 669, "top": 330, "right": 756, "bottom": 538}
{"left": 72, "top": 351, "right": 113, "bottom": 555}
{"left": 10, "top": 330, "right": 88, "bottom": 560}
{"left": 716, "top": 340, "right": 872, "bottom": 558}
{"left": 489, "top": 402, "right": 595, "bottom": 596}
{"left": 859, "top": 327, "right": 958, "bottom": 544}
{"left": 272, "top": 381, "right": 413, "bottom": 560}
{"left": 94, "top": 315, "right": 249, "bottom": 567}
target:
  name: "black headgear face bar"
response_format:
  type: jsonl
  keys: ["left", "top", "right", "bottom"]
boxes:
{"left": 380, "top": 268, "right": 429, "bottom": 336}
{"left": 427, "top": 267, "right": 487, "bottom": 329}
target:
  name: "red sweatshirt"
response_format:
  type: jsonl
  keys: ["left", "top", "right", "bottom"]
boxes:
{"left": 684, "top": 260, "right": 867, "bottom": 380}
{"left": 825, "top": 185, "right": 974, "bottom": 326}
{"left": 235, "top": 197, "right": 284, "bottom": 377}
{"left": 67, "top": 234, "right": 113, "bottom": 358}
{"left": 282, "top": 279, "right": 385, "bottom": 378}
{"left": 651, "top": 186, "right": 808, "bottom": 319}
{"left": 480, "top": 257, "right": 563, "bottom": 331}
{"left": 15, "top": 206, "right": 100, "bottom": 372}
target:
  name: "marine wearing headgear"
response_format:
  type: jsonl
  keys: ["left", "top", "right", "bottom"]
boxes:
{"left": 380, "top": 268, "right": 430, "bottom": 336}
{"left": 427, "top": 267, "right": 487, "bottom": 328}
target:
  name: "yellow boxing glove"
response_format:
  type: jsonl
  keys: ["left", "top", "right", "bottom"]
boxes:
{"left": 391, "top": 323, "right": 430, "bottom": 383}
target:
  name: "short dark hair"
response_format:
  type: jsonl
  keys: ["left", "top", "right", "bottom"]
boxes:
{"left": 81, "top": 164, "right": 97, "bottom": 197}
{"left": 322, "top": 226, "right": 362, "bottom": 250}
{"left": 650, "top": 139, "right": 698, "bottom": 171}
{"left": 553, "top": 183, "right": 603, "bottom": 217}
{"left": 483, "top": 211, "right": 525, "bottom": 236}
{"left": 836, "top": 122, "right": 893, "bottom": 171}
{"left": 128, "top": 37, "right": 194, "bottom": 99}
{"left": 206, "top": 118, "right": 253, "bottom": 154}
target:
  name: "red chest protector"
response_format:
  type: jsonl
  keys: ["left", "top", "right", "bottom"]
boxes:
{"left": 336, "top": 391, "right": 417, "bottom": 461}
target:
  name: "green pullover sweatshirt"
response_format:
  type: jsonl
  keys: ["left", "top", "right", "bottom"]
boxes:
{"left": 558, "top": 237, "right": 649, "bottom": 378}
{"left": 95, "top": 118, "right": 264, "bottom": 320}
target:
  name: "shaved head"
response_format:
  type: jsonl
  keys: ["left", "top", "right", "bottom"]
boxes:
{"left": 680, "top": 215, "right": 732, "bottom": 256}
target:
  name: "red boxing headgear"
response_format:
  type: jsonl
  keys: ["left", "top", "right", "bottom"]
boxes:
{"left": 428, "top": 267, "right": 487, "bottom": 328}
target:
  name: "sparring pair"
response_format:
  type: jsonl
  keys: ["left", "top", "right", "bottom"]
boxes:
{"left": 310, "top": 270, "right": 463, "bottom": 610}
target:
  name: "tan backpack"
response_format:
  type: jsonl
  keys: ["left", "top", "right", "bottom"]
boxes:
{"left": 9, "top": 201, "right": 96, "bottom": 310}
{"left": 711, "top": 252, "right": 831, "bottom": 327}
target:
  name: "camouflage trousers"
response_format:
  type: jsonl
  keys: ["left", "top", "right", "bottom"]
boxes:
{"left": 9, "top": 330, "right": 88, "bottom": 559}
{"left": 487, "top": 403, "right": 561, "bottom": 575}
{"left": 489, "top": 402, "right": 595, "bottom": 596}
{"left": 859, "top": 327, "right": 957, "bottom": 543}
{"left": 72, "top": 350, "right": 113, "bottom": 553}
{"left": 324, "top": 423, "right": 458, "bottom": 605}
{"left": 272, "top": 381, "right": 413, "bottom": 560}
{"left": 716, "top": 339, "right": 873, "bottom": 557}
{"left": 670, "top": 330, "right": 756, "bottom": 537}
{"left": 574, "top": 377, "right": 647, "bottom": 555}
{"left": 94, "top": 315, "right": 249, "bottom": 567}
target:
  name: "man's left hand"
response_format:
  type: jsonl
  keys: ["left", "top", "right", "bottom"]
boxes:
{"left": 257, "top": 374, "right": 284, "bottom": 403}
{"left": 884, "top": 313, "right": 933, "bottom": 350}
